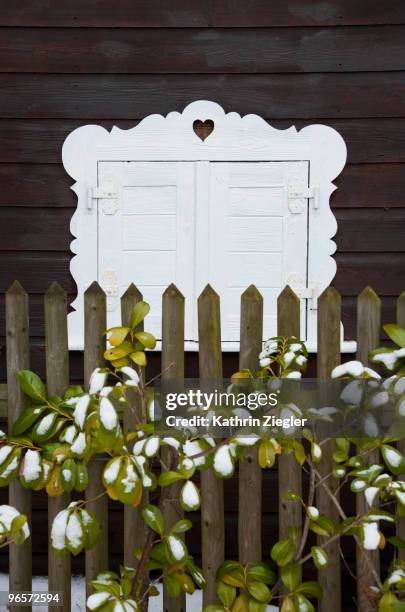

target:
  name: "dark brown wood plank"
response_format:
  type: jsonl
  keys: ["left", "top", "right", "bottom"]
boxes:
{"left": 0, "top": 253, "right": 403, "bottom": 302}
{"left": 1, "top": 0, "right": 404, "bottom": 27}
{"left": 1, "top": 74, "right": 404, "bottom": 119}
{"left": 334, "top": 253, "right": 405, "bottom": 295}
{"left": 333, "top": 164, "right": 405, "bottom": 207}
{"left": 0, "top": 207, "right": 72, "bottom": 250}
{"left": 335, "top": 208, "right": 405, "bottom": 252}
{"left": 0, "top": 164, "right": 75, "bottom": 207}
{"left": 2, "top": 119, "right": 405, "bottom": 164}
{"left": 2, "top": 206, "right": 404, "bottom": 253}
{"left": 0, "top": 253, "right": 75, "bottom": 293}
{"left": 0, "top": 119, "right": 136, "bottom": 164}
{"left": 2, "top": 162, "right": 405, "bottom": 209}
{"left": 2, "top": 27, "right": 405, "bottom": 73}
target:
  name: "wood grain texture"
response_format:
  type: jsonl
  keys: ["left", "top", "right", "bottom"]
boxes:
{"left": 161, "top": 284, "right": 185, "bottom": 612}
{"left": 2, "top": 207, "right": 405, "bottom": 253}
{"left": 198, "top": 285, "right": 224, "bottom": 606}
{"left": 44, "top": 283, "right": 71, "bottom": 612}
{"left": 334, "top": 209, "right": 405, "bottom": 252}
{"left": 317, "top": 287, "right": 341, "bottom": 612}
{"left": 120, "top": 285, "right": 147, "bottom": 571}
{"left": 333, "top": 164, "right": 405, "bottom": 208}
{"left": 1, "top": 253, "right": 404, "bottom": 297}
{"left": 2, "top": 27, "right": 405, "bottom": 73}
{"left": 356, "top": 287, "right": 381, "bottom": 611}
{"left": 1, "top": 0, "right": 404, "bottom": 27}
{"left": 238, "top": 286, "right": 263, "bottom": 564}
{"left": 6, "top": 282, "right": 32, "bottom": 611}
{"left": 84, "top": 282, "right": 108, "bottom": 598}
{"left": 277, "top": 286, "right": 302, "bottom": 541}
{"left": 2, "top": 120, "right": 405, "bottom": 164}
{"left": 1, "top": 74, "right": 405, "bottom": 119}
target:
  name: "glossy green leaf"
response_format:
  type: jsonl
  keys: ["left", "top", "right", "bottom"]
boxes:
{"left": 384, "top": 324, "right": 405, "bottom": 348}
{"left": 131, "top": 301, "right": 150, "bottom": 330}
{"left": 16, "top": 370, "right": 47, "bottom": 403}
{"left": 142, "top": 504, "right": 164, "bottom": 536}
{"left": 271, "top": 538, "right": 296, "bottom": 567}
{"left": 11, "top": 405, "right": 47, "bottom": 435}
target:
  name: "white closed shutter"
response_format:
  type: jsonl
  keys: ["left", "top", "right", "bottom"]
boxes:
{"left": 97, "top": 162, "right": 196, "bottom": 340}
{"left": 208, "top": 162, "right": 309, "bottom": 342}
{"left": 97, "top": 160, "right": 309, "bottom": 347}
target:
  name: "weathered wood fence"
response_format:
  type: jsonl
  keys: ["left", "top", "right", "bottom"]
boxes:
{"left": 2, "top": 281, "right": 405, "bottom": 612}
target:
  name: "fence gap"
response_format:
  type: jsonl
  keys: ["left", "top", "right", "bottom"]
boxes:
{"left": 162, "top": 284, "right": 186, "bottom": 612}
{"left": 121, "top": 284, "right": 148, "bottom": 572}
{"left": 45, "top": 282, "right": 71, "bottom": 612}
{"left": 317, "top": 286, "right": 341, "bottom": 612}
{"left": 198, "top": 285, "right": 224, "bottom": 606}
{"left": 356, "top": 286, "right": 381, "bottom": 610}
{"left": 6, "top": 281, "right": 32, "bottom": 612}
{"left": 239, "top": 285, "right": 263, "bottom": 563}
{"left": 397, "top": 290, "right": 405, "bottom": 560}
{"left": 277, "top": 286, "right": 302, "bottom": 542}
{"left": 84, "top": 282, "right": 108, "bottom": 597}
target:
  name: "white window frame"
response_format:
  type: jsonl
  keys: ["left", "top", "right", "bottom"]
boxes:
{"left": 62, "top": 100, "right": 352, "bottom": 352}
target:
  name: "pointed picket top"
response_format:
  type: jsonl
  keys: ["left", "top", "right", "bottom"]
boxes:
{"left": 278, "top": 284, "right": 299, "bottom": 305}
{"left": 163, "top": 283, "right": 184, "bottom": 300}
{"left": 241, "top": 284, "right": 262, "bottom": 304}
{"left": 45, "top": 281, "right": 66, "bottom": 300}
{"left": 198, "top": 283, "right": 220, "bottom": 302}
{"left": 358, "top": 286, "right": 381, "bottom": 305}
{"left": 6, "top": 280, "right": 27, "bottom": 296}
{"left": 84, "top": 280, "right": 105, "bottom": 297}
{"left": 122, "top": 283, "right": 143, "bottom": 302}
{"left": 277, "top": 285, "right": 300, "bottom": 338}
{"left": 318, "top": 285, "right": 341, "bottom": 306}
{"left": 397, "top": 290, "right": 405, "bottom": 328}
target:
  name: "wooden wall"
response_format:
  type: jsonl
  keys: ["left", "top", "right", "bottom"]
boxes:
{"left": 0, "top": 0, "right": 405, "bottom": 380}
{"left": 0, "top": 4, "right": 404, "bottom": 605}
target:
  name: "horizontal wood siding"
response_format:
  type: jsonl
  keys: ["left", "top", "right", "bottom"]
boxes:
{"left": 1, "top": 1, "right": 405, "bottom": 27}
{"left": 0, "top": 1, "right": 404, "bottom": 379}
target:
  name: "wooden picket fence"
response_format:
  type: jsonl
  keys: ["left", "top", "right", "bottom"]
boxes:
{"left": 2, "top": 281, "right": 405, "bottom": 612}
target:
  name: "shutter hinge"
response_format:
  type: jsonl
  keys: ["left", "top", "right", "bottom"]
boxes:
{"left": 86, "top": 185, "right": 118, "bottom": 210}
{"left": 288, "top": 185, "right": 320, "bottom": 211}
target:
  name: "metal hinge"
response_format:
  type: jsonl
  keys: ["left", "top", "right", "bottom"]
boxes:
{"left": 288, "top": 185, "right": 320, "bottom": 211}
{"left": 87, "top": 184, "right": 118, "bottom": 210}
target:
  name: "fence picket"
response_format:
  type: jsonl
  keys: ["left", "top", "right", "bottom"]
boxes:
{"left": 397, "top": 290, "right": 405, "bottom": 560}
{"left": 239, "top": 285, "right": 263, "bottom": 563}
{"left": 317, "top": 287, "right": 341, "bottom": 612}
{"left": 198, "top": 285, "right": 224, "bottom": 606}
{"left": 6, "top": 281, "right": 32, "bottom": 612}
{"left": 84, "top": 282, "right": 108, "bottom": 597}
{"left": 356, "top": 287, "right": 381, "bottom": 610}
{"left": 121, "top": 284, "right": 147, "bottom": 571}
{"left": 277, "top": 286, "right": 302, "bottom": 541}
{"left": 162, "top": 284, "right": 186, "bottom": 612}
{"left": 45, "top": 282, "right": 71, "bottom": 612}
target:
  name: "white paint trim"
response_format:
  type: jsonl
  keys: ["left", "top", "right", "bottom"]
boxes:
{"left": 62, "top": 100, "right": 348, "bottom": 351}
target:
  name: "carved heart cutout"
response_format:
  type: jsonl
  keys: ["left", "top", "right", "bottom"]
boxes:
{"left": 193, "top": 119, "right": 214, "bottom": 141}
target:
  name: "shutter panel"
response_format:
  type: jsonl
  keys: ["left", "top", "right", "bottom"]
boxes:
{"left": 207, "top": 162, "right": 309, "bottom": 343}
{"left": 97, "top": 162, "right": 196, "bottom": 340}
